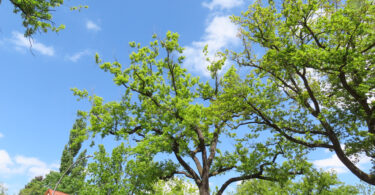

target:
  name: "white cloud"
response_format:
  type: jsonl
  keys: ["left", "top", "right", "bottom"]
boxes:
{"left": 86, "top": 20, "right": 101, "bottom": 31}
{"left": 202, "top": 0, "right": 244, "bottom": 10}
{"left": 15, "top": 156, "right": 46, "bottom": 168}
{"left": 184, "top": 16, "right": 239, "bottom": 76}
{"left": 67, "top": 49, "right": 92, "bottom": 62}
{"left": 28, "top": 166, "right": 51, "bottom": 178}
{"left": 0, "top": 150, "right": 57, "bottom": 178}
{"left": 11, "top": 31, "right": 55, "bottom": 56}
{"left": 313, "top": 152, "right": 371, "bottom": 174}
{"left": 0, "top": 150, "right": 13, "bottom": 174}
{"left": 0, "top": 133, "right": 3, "bottom": 138}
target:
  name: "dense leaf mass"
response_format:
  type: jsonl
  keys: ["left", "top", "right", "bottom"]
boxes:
{"left": 74, "top": 31, "right": 311, "bottom": 194}
{"left": 231, "top": 0, "right": 375, "bottom": 185}
{"left": 17, "top": 0, "right": 375, "bottom": 194}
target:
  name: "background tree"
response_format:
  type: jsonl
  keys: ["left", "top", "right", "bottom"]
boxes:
{"left": 230, "top": 0, "right": 375, "bottom": 185}
{"left": 19, "top": 176, "right": 45, "bottom": 195}
{"left": 59, "top": 114, "right": 87, "bottom": 175}
{"left": 18, "top": 115, "right": 88, "bottom": 195}
{"left": 81, "top": 143, "right": 198, "bottom": 195}
{"left": 72, "top": 31, "right": 311, "bottom": 195}
{"left": 80, "top": 143, "right": 130, "bottom": 195}
{"left": 50, "top": 115, "right": 88, "bottom": 194}
{"left": 235, "top": 170, "right": 358, "bottom": 195}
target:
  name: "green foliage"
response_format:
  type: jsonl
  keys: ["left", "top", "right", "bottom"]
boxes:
{"left": 8, "top": 0, "right": 65, "bottom": 37}
{"left": 5, "top": 0, "right": 88, "bottom": 37}
{"left": 60, "top": 145, "right": 74, "bottom": 175}
{"left": 74, "top": 31, "right": 312, "bottom": 194}
{"left": 55, "top": 114, "right": 88, "bottom": 194}
{"left": 81, "top": 144, "right": 197, "bottom": 195}
{"left": 19, "top": 170, "right": 86, "bottom": 195}
{"left": 19, "top": 176, "right": 46, "bottom": 195}
{"left": 60, "top": 114, "right": 87, "bottom": 174}
{"left": 81, "top": 144, "right": 131, "bottom": 195}
{"left": 231, "top": 0, "right": 375, "bottom": 184}
{"left": 236, "top": 170, "right": 358, "bottom": 195}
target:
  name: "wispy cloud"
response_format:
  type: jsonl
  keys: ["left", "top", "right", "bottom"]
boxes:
{"left": 0, "top": 150, "right": 58, "bottom": 178}
{"left": 313, "top": 152, "right": 371, "bottom": 174}
{"left": 86, "top": 20, "right": 101, "bottom": 32}
{"left": 66, "top": 49, "right": 92, "bottom": 62}
{"left": 11, "top": 31, "right": 55, "bottom": 56}
{"left": 202, "top": 0, "right": 244, "bottom": 10}
{"left": 183, "top": 16, "right": 240, "bottom": 76}
{"left": 0, "top": 133, "right": 3, "bottom": 139}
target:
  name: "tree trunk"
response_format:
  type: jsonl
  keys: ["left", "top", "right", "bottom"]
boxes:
{"left": 198, "top": 179, "right": 210, "bottom": 195}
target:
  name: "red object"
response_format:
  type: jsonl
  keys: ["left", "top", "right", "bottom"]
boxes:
{"left": 44, "top": 189, "right": 69, "bottom": 195}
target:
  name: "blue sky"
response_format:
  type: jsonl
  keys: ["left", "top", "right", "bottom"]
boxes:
{"left": 0, "top": 0, "right": 371, "bottom": 194}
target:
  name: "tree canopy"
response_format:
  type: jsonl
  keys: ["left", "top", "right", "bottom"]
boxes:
{"left": 17, "top": 0, "right": 375, "bottom": 193}
{"left": 230, "top": 0, "right": 375, "bottom": 185}
{"left": 72, "top": 31, "right": 311, "bottom": 195}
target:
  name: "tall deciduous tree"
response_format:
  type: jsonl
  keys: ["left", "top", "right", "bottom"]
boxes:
{"left": 231, "top": 0, "right": 375, "bottom": 185}
{"left": 19, "top": 115, "right": 88, "bottom": 195}
{"left": 73, "top": 31, "right": 310, "bottom": 195}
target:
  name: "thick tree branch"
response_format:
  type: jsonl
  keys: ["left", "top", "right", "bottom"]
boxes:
{"left": 361, "top": 41, "right": 375, "bottom": 53}
{"left": 217, "top": 174, "right": 274, "bottom": 195}
{"left": 166, "top": 51, "right": 179, "bottom": 96}
{"left": 283, "top": 126, "right": 327, "bottom": 136}
{"left": 302, "top": 20, "right": 326, "bottom": 49}
{"left": 160, "top": 170, "right": 194, "bottom": 180}
{"left": 209, "top": 166, "right": 236, "bottom": 177}
{"left": 192, "top": 126, "right": 208, "bottom": 179}
{"left": 122, "top": 83, "right": 162, "bottom": 108}
{"left": 296, "top": 68, "right": 321, "bottom": 116}
{"left": 338, "top": 71, "right": 372, "bottom": 115}
{"left": 244, "top": 97, "right": 333, "bottom": 149}
{"left": 320, "top": 120, "right": 375, "bottom": 185}
{"left": 172, "top": 140, "right": 201, "bottom": 183}
{"left": 208, "top": 125, "right": 221, "bottom": 168}
{"left": 243, "top": 61, "right": 299, "bottom": 94}
{"left": 189, "top": 150, "right": 203, "bottom": 177}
